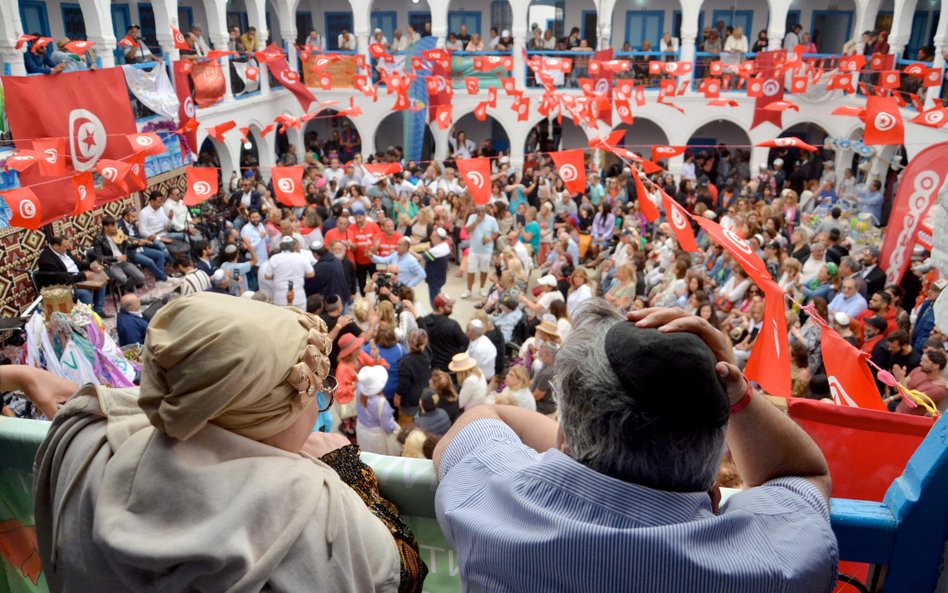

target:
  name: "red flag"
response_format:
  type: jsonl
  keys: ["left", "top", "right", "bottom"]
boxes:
{"left": 245, "top": 65, "right": 259, "bottom": 80}
{"left": 879, "top": 142, "right": 948, "bottom": 286}
{"left": 126, "top": 132, "right": 167, "bottom": 156}
{"left": 869, "top": 52, "right": 893, "bottom": 71}
{"left": 171, "top": 25, "right": 189, "bottom": 50}
{"left": 1, "top": 188, "right": 43, "bottom": 229}
{"left": 751, "top": 51, "right": 785, "bottom": 129}
{"left": 838, "top": 55, "right": 866, "bottom": 72}
{"left": 756, "top": 137, "right": 818, "bottom": 152}
{"left": 271, "top": 166, "right": 305, "bottom": 206}
{"left": 709, "top": 62, "right": 724, "bottom": 76}
{"left": 96, "top": 159, "right": 131, "bottom": 192}
{"left": 64, "top": 40, "right": 95, "bottom": 55}
{"left": 820, "top": 323, "right": 887, "bottom": 410}
{"left": 763, "top": 100, "right": 799, "bottom": 112}
{"left": 615, "top": 78, "right": 634, "bottom": 97}
{"left": 15, "top": 34, "right": 36, "bottom": 50}
{"left": 362, "top": 163, "right": 403, "bottom": 177}
{"left": 661, "top": 190, "right": 697, "bottom": 251}
{"left": 744, "top": 289, "right": 792, "bottom": 398}
{"left": 474, "top": 101, "right": 488, "bottom": 121}
{"left": 746, "top": 78, "right": 764, "bottom": 97}
{"left": 31, "top": 137, "right": 67, "bottom": 177}
{"left": 254, "top": 43, "right": 285, "bottom": 63}
{"left": 487, "top": 86, "right": 497, "bottom": 108}
{"left": 631, "top": 172, "right": 660, "bottom": 221}
{"left": 864, "top": 96, "right": 904, "bottom": 146}
{"left": 435, "top": 104, "right": 452, "bottom": 130}
{"left": 634, "top": 86, "right": 646, "bottom": 106}
{"left": 206, "top": 121, "right": 236, "bottom": 143}
{"left": 827, "top": 72, "right": 856, "bottom": 93}
{"left": 693, "top": 217, "right": 770, "bottom": 283}
{"left": 615, "top": 99, "right": 634, "bottom": 124}
{"left": 1, "top": 68, "right": 137, "bottom": 223}
{"left": 5, "top": 150, "right": 43, "bottom": 172}
{"left": 172, "top": 61, "right": 198, "bottom": 153}
{"left": 516, "top": 98, "right": 530, "bottom": 121}
{"left": 659, "top": 78, "right": 676, "bottom": 96}
{"left": 550, "top": 150, "right": 586, "bottom": 194}
{"left": 911, "top": 107, "right": 948, "bottom": 128}
{"left": 904, "top": 63, "right": 927, "bottom": 77}
{"left": 456, "top": 157, "right": 492, "bottom": 205}
{"left": 651, "top": 145, "right": 686, "bottom": 159}
{"left": 205, "top": 49, "right": 237, "bottom": 60}
{"left": 832, "top": 105, "right": 866, "bottom": 118}
{"left": 501, "top": 77, "right": 516, "bottom": 94}
{"left": 369, "top": 43, "right": 390, "bottom": 60}
{"left": 923, "top": 68, "right": 943, "bottom": 88}
{"left": 464, "top": 77, "right": 479, "bottom": 94}
{"left": 664, "top": 61, "right": 693, "bottom": 76}
{"left": 72, "top": 171, "right": 96, "bottom": 214}
{"left": 708, "top": 98, "right": 740, "bottom": 107}
{"left": 393, "top": 91, "right": 410, "bottom": 111}
{"left": 191, "top": 60, "right": 226, "bottom": 108}
{"left": 183, "top": 167, "right": 219, "bottom": 206}
{"left": 789, "top": 76, "right": 808, "bottom": 93}
{"left": 700, "top": 77, "right": 721, "bottom": 98}
{"left": 269, "top": 58, "right": 316, "bottom": 111}
{"left": 879, "top": 70, "right": 901, "bottom": 89}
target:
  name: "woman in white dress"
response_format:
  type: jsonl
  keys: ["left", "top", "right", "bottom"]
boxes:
{"left": 566, "top": 267, "right": 594, "bottom": 317}
{"left": 449, "top": 353, "right": 493, "bottom": 410}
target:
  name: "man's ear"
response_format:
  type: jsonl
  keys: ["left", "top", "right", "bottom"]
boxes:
{"left": 556, "top": 423, "right": 569, "bottom": 454}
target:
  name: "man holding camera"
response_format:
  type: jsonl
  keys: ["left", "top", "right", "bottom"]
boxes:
{"left": 370, "top": 237, "right": 426, "bottom": 289}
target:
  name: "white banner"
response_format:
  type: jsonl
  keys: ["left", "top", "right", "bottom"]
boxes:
{"left": 122, "top": 64, "right": 179, "bottom": 120}
{"left": 231, "top": 61, "right": 261, "bottom": 95}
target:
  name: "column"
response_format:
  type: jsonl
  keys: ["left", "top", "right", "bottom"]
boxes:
{"left": 887, "top": 0, "right": 920, "bottom": 57}
{"left": 432, "top": 126, "right": 450, "bottom": 161}
{"left": 678, "top": 1, "right": 701, "bottom": 88}
{"left": 679, "top": 32, "right": 697, "bottom": 88}
{"left": 853, "top": 0, "right": 884, "bottom": 54}
{"left": 598, "top": 24, "right": 611, "bottom": 53}
{"left": 210, "top": 34, "right": 236, "bottom": 102}
{"left": 0, "top": 46, "right": 26, "bottom": 75}
{"left": 926, "top": 35, "right": 947, "bottom": 109}
{"left": 511, "top": 7, "right": 528, "bottom": 88}
{"left": 87, "top": 36, "right": 117, "bottom": 67}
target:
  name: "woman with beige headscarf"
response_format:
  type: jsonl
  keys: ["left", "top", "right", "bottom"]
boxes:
{"left": 31, "top": 292, "right": 426, "bottom": 592}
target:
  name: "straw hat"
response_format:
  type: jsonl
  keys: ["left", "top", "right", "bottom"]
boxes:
{"left": 536, "top": 320, "right": 561, "bottom": 339}
{"left": 337, "top": 333, "right": 365, "bottom": 359}
{"left": 448, "top": 353, "right": 478, "bottom": 372}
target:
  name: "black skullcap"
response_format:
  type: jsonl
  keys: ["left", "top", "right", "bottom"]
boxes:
{"left": 866, "top": 316, "right": 888, "bottom": 332}
{"left": 604, "top": 324, "right": 729, "bottom": 430}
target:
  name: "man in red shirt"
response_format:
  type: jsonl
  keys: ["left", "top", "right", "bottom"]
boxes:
{"left": 348, "top": 204, "right": 381, "bottom": 294}
{"left": 375, "top": 217, "right": 403, "bottom": 258}
{"left": 855, "top": 290, "right": 898, "bottom": 344}
{"left": 889, "top": 351, "right": 947, "bottom": 415}
{"left": 323, "top": 210, "right": 353, "bottom": 263}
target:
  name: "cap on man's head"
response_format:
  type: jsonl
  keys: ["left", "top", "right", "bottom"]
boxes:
{"left": 774, "top": 158, "right": 784, "bottom": 166}
{"left": 309, "top": 240, "right": 324, "bottom": 252}
{"left": 433, "top": 294, "right": 454, "bottom": 309}
{"left": 603, "top": 324, "right": 729, "bottom": 430}
{"left": 833, "top": 312, "right": 851, "bottom": 327}
{"left": 325, "top": 294, "right": 342, "bottom": 309}
{"left": 537, "top": 274, "right": 557, "bottom": 287}
{"left": 435, "top": 228, "right": 447, "bottom": 239}
{"left": 351, "top": 203, "right": 366, "bottom": 215}
{"left": 866, "top": 316, "right": 888, "bottom": 332}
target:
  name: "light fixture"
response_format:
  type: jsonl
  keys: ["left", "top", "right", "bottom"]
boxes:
{"left": 243, "top": 141, "right": 252, "bottom": 150}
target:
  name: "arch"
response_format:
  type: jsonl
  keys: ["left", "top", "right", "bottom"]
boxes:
{"left": 197, "top": 135, "right": 238, "bottom": 179}
{"left": 374, "top": 111, "right": 435, "bottom": 161}
{"left": 245, "top": 122, "right": 276, "bottom": 174}
{"left": 523, "top": 113, "right": 596, "bottom": 152}
{"left": 527, "top": 0, "right": 597, "bottom": 47}
{"left": 684, "top": 116, "right": 753, "bottom": 148}
{"left": 609, "top": 117, "right": 670, "bottom": 161}
{"left": 303, "top": 110, "right": 364, "bottom": 161}
{"left": 449, "top": 111, "right": 513, "bottom": 156}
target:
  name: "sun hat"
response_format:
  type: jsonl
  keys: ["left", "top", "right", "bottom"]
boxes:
{"left": 448, "top": 353, "right": 478, "bottom": 372}
{"left": 536, "top": 320, "right": 561, "bottom": 339}
{"left": 337, "top": 333, "right": 366, "bottom": 359}
{"left": 357, "top": 365, "right": 388, "bottom": 397}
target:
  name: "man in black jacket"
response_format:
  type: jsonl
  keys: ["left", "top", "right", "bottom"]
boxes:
{"left": 861, "top": 246, "right": 886, "bottom": 297}
{"left": 229, "top": 176, "right": 262, "bottom": 216}
{"left": 35, "top": 235, "right": 108, "bottom": 317}
{"left": 418, "top": 294, "right": 469, "bottom": 372}
{"left": 306, "top": 241, "right": 349, "bottom": 304}
{"left": 119, "top": 207, "right": 168, "bottom": 281}
{"left": 92, "top": 216, "right": 145, "bottom": 294}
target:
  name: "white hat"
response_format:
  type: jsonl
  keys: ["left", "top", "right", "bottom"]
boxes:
{"left": 373, "top": 28, "right": 382, "bottom": 34}
{"left": 934, "top": 278, "right": 948, "bottom": 291}
{"left": 502, "top": 30, "right": 510, "bottom": 37}
{"left": 470, "top": 319, "right": 484, "bottom": 330}
{"left": 436, "top": 228, "right": 447, "bottom": 239}
{"left": 834, "top": 312, "right": 851, "bottom": 326}
{"left": 774, "top": 158, "right": 784, "bottom": 166}
{"left": 357, "top": 365, "right": 388, "bottom": 396}
{"left": 758, "top": 163, "right": 768, "bottom": 170}
{"left": 499, "top": 156, "right": 510, "bottom": 164}
{"left": 537, "top": 274, "right": 557, "bottom": 287}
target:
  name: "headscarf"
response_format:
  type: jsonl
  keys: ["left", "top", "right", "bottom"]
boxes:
{"left": 139, "top": 292, "right": 332, "bottom": 441}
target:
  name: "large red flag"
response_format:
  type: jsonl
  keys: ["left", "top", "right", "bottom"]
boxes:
{"left": 751, "top": 51, "right": 785, "bottom": 129}
{"left": 191, "top": 60, "right": 226, "bottom": 108}
{"left": 1, "top": 188, "right": 43, "bottom": 229}
{"left": 550, "top": 150, "right": 586, "bottom": 194}
{"left": 362, "top": 163, "right": 403, "bottom": 177}
{"left": 744, "top": 288, "right": 793, "bottom": 398}
{"left": 183, "top": 167, "right": 219, "bottom": 206}
{"left": 693, "top": 217, "right": 771, "bottom": 285}
{"left": 173, "top": 61, "right": 198, "bottom": 154}
{"left": 864, "top": 96, "right": 905, "bottom": 146}
{"left": 271, "top": 166, "right": 306, "bottom": 206}
{"left": 455, "top": 158, "right": 492, "bottom": 205}
{"left": 268, "top": 58, "right": 316, "bottom": 111}
{"left": 1, "top": 68, "right": 136, "bottom": 224}
{"left": 631, "top": 172, "right": 660, "bottom": 222}
{"left": 820, "top": 322, "right": 887, "bottom": 410}
{"left": 590, "top": 49, "right": 614, "bottom": 126}
{"left": 879, "top": 142, "right": 948, "bottom": 286}
{"left": 661, "top": 190, "right": 697, "bottom": 252}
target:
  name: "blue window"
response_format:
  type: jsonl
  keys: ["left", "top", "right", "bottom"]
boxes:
{"left": 325, "top": 12, "right": 353, "bottom": 50}
{"left": 785, "top": 10, "right": 801, "bottom": 30}
{"left": 61, "top": 3, "right": 86, "bottom": 39}
{"left": 809, "top": 10, "right": 853, "bottom": 54}
{"left": 581, "top": 10, "right": 596, "bottom": 45}
{"left": 19, "top": 0, "right": 50, "bottom": 37}
{"left": 178, "top": 7, "right": 193, "bottom": 33}
{"left": 448, "top": 11, "right": 482, "bottom": 37}
{"left": 625, "top": 11, "right": 664, "bottom": 49}
{"left": 408, "top": 12, "right": 430, "bottom": 35}
{"left": 491, "top": 1, "right": 512, "bottom": 33}
{"left": 711, "top": 10, "right": 753, "bottom": 36}
{"left": 370, "top": 11, "right": 397, "bottom": 43}
{"left": 296, "top": 12, "right": 312, "bottom": 45}
{"left": 227, "top": 12, "right": 250, "bottom": 34}
{"left": 111, "top": 4, "right": 131, "bottom": 62}
{"left": 529, "top": 0, "right": 564, "bottom": 40}
{"left": 137, "top": 3, "right": 161, "bottom": 56}
{"left": 907, "top": 12, "right": 930, "bottom": 58}
{"left": 672, "top": 11, "right": 705, "bottom": 43}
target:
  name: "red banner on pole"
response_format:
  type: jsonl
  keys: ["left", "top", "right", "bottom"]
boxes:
{"left": 751, "top": 51, "right": 785, "bottom": 129}
{"left": 456, "top": 158, "right": 492, "bottom": 205}
{"left": 173, "top": 61, "right": 198, "bottom": 155}
{"left": 550, "top": 149, "right": 587, "bottom": 195}
{"left": 268, "top": 58, "right": 316, "bottom": 111}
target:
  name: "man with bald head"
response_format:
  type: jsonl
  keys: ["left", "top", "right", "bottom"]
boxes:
{"left": 371, "top": 236, "right": 427, "bottom": 288}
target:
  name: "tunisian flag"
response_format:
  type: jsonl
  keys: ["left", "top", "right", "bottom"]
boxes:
{"left": 879, "top": 142, "right": 948, "bottom": 286}
{"left": 751, "top": 50, "right": 785, "bottom": 129}
{"left": 1, "top": 68, "right": 137, "bottom": 223}
{"left": 268, "top": 58, "right": 316, "bottom": 111}
{"left": 1, "top": 188, "right": 43, "bottom": 229}
{"left": 271, "top": 166, "right": 306, "bottom": 206}
{"left": 864, "top": 96, "right": 905, "bottom": 146}
{"left": 820, "top": 323, "right": 887, "bottom": 410}
{"left": 191, "top": 60, "right": 226, "bottom": 108}
{"left": 550, "top": 150, "right": 586, "bottom": 194}
{"left": 455, "top": 157, "right": 492, "bottom": 205}
{"left": 183, "top": 167, "right": 219, "bottom": 206}
{"left": 173, "top": 61, "right": 198, "bottom": 154}
{"left": 661, "top": 190, "right": 697, "bottom": 252}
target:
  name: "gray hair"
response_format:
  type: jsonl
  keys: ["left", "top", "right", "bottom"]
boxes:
{"left": 841, "top": 256, "right": 862, "bottom": 274}
{"left": 553, "top": 299, "right": 726, "bottom": 492}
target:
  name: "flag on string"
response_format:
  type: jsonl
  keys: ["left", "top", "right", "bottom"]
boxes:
{"left": 455, "top": 158, "right": 492, "bottom": 205}
{"left": 271, "top": 166, "right": 306, "bottom": 206}
{"left": 183, "top": 167, "right": 219, "bottom": 206}
{"left": 661, "top": 190, "right": 697, "bottom": 252}
{"left": 550, "top": 150, "right": 587, "bottom": 194}
{"left": 1, "top": 188, "right": 43, "bottom": 229}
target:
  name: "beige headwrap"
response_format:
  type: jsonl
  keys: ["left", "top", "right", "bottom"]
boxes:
{"left": 139, "top": 292, "right": 332, "bottom": 441}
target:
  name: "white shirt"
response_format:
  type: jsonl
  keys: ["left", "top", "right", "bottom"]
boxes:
{"left": 467, "top": 335, "right": 498, "bottom": 380}
{"left": 323, "top": 167, "right": 346, "bottom": 188}
{"left": 537, "top": 289, "right": 564, "bottom": 314}
{"left": 458, "top": 373, "right": 493, "bottom": 409}
{"left": 239, "top": 191, "right": 253, "bottom": 208}
{"left": 450, "top": 137, "right": 477, "bottom": 159}
{"left": 724, "top": 35, "right": 748, "bottom": 53}
{"left": 567, "top": 284, "right": 593, "bottom": 317}
{"left": 513, "top": 241, "right": 532, "bottom": 273}
{"left": 265, "top": 251, "right": 311, "bottom": 307}
{"left": 138, "top": 205, "right": 170, "bottom": 238}
{"left": 57, "top": 251, "right": 80, "bottom": 274}
{"left": 391, "top": 35, "right": 411, "bottom": 51}
{"left": 506, "top": 386, "right": 536, "bottom": 411}
{"left": 163, "top": 199, "right": 191, "bottom": 232}
{"left": 338, "top": 34, "right": 356, "bottom": 50}
{"left": 240, "top": 222, "right": 270, "bottom": 264}
{"left": 194, "top": 35, "right": 210, "bottom": 57}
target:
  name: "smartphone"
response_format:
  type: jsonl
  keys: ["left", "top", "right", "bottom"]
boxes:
{"left": 233, "top": 269, "right": 241, "bottom": 282}
{"left": 288, "top": 280, "right": 294, "bottom": 292}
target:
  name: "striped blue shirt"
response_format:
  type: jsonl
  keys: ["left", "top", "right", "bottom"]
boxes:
{"left": 436, "top": 419, "right": 838, "bottom": 593}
